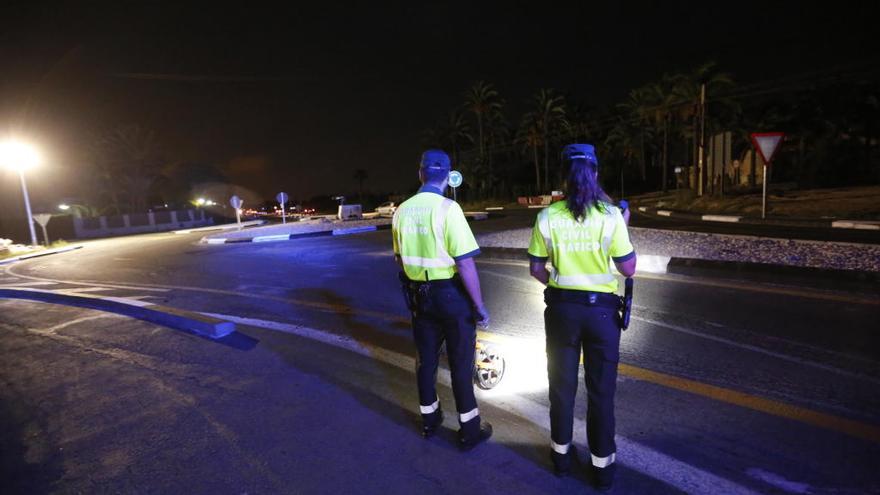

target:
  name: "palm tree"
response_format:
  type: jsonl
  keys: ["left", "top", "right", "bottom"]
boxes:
{"left": 464, "top": 81, "right": 503, "bottom": 161}
{"left": 605, "top": 117, "right": 642, "bottom": 196}
{"left": 617, "top": 87, "right": 656, "bottom": 182}
{"left": 89, "top": 124, "right": 161, "bottom": 213}
{"left": 484, "top": 108, "right": 510, "bottom": 194}
{"left": 646, "top": 74, "right": 682, "bottom": 192}
{"left": 530, "top": 89, "right": 567, "bottom": 191}
{"left": 353, "top": 168, "right": 368, "bottom": 202}
{"left": 564, "top": 103, "right": 597, "bottom": 143}
{"left": 671, "top": 62, "right": 735, "bottom": 193}
{"left": 516, "top": 112, "right": 543, "bottom": 193}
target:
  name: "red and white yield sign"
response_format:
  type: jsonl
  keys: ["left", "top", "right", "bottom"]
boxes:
{"left": 750, "top": 132, "right": 785, "bottom": 165}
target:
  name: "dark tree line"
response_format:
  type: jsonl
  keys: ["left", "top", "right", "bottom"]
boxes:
{"left": 422, "top": 63, "right": 880, "bottom": 200}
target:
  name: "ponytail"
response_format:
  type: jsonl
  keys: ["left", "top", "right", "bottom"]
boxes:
{"left": 565, "top": 158, "right": 611, "bottom": 221}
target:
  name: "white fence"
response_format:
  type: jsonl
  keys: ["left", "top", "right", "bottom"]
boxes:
{"left": 73, "top": 209, "right": 213, "bottom": 238}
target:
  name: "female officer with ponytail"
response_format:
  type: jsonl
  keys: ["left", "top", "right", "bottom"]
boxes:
{"left": 527, "top": 144, "right": 637, "bottom": 491}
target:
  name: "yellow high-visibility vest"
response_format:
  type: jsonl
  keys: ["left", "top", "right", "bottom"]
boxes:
{"left": 392, "top": 186, "right": 480, "bottom": 281}
{"left": 528, "top": 201, "right": 634, "bottom": 293}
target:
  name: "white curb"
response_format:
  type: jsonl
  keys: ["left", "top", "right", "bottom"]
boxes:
{"left": 253, "top": 234, "right": 292, "bottom": 242}
{"left": 832, "top": 220, "right": 880, "bottom": 230}
{"left": 173, "top": 220, "right": 264, "bottom": 234}
{"left": 702, "top": 215, "right": 742, "bottom": 223}
{"left": 332, "top": 226, "right": 378, "bottom": 236}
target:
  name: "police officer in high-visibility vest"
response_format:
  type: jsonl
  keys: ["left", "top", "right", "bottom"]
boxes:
{"left": 392, "top": 149, "right": 493, "bottom": 450}
{"left": 527, "top": 144, "right": 636, "bottom": 491}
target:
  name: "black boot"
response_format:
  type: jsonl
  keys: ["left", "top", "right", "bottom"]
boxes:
{"left": 421, "top": 409, "right": 444, "bottom": 438}
{"left": 459, "top": 422, "right": 493, "bottom": 451}
{"left": 592, "top": 463, "right": 616, "bottom": 492}
{"left": 550, "top": 445, "right": 577, "bottom": 477}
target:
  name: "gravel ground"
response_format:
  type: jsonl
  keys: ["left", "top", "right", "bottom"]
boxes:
{"left": 203, "top": 217, "right": 393, "bottom": 240}
{"left": 477, "top": 227, "right": 880, "bottom": 272}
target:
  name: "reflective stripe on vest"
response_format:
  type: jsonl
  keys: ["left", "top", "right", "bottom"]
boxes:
{"left": 432, "top": 198, "right": 455, "bottom": 267}
{"left": 538, "top": 207, "right": 553, "bottom": 256}
{"left": 553, "top": 272, "right": 616, "bottom": 287}
{"left": 400, "top": 256, "right": 453, "bottom": 268}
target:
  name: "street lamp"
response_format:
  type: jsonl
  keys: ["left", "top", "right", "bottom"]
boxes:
{"left": 58, "top": 203, "right": 90, "bottom": 217}
{"left": 0, "top": 140, "right": 42, "bottom": 246}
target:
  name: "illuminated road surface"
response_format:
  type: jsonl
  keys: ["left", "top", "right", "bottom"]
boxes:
{"left": 1, "top": 227, "right": 877, "bottom": 494}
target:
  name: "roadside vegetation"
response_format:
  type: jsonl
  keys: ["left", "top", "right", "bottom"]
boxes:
{"left": 422, "top": 62, "right": 879, "bottom": 204}
{"left": 631, "top": 185, "right": 880, "bottom": 219}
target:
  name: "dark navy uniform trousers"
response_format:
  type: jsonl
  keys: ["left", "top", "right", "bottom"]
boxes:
{"left": 412, "top": 278, "right": 482, "bottom": 439}
{"left": 544, "top": 287, "right": 621, "bottom": 462}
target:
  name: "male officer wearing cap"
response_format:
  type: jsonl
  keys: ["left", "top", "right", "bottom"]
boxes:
{"left": 392, "top": 149, "right": 493, "bottom": 450}
{"left": 528, "top": 144, "right": 636, "bottom": 491}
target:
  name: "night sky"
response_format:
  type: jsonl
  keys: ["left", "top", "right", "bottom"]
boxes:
{"left": 1, "top": 1, "right": 878, "bottom": 214}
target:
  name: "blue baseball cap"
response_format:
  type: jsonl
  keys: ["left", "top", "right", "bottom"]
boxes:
{"left": 562, "top": 143, "right": 599, "bottom": 166}
{"left": 420, "top": 149, "right": 451, "bottom": 170}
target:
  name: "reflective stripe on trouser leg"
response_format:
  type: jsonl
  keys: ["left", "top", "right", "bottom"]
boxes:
{"left": 551, "top": 440, "right": 570, "bottom": 455}
{"left": 443, "top": 289, "right": 480, "bottom": 438}
{"left": 420, "top": 398, "right": 439, "bottom": 414}
{"left": 591, "top": 452, "right": 616, "bottom": 468}
{"left": 459, "top": 408, "right": 479, "bottom": 423}
{"left": 584, "top": 306, "right": 621, "bottom": 471}
{"left": 545, "top": 303, "right": 581, "bottom": 451}
{"left": 413, "top": 312, "right": 443, "bottom": 417}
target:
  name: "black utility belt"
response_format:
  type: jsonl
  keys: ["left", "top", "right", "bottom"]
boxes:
{"left": 405, "top": 275, "right": 461, "bottom": 288}
{"left": 545, "top": 287, "right": 621, "bottom": 309}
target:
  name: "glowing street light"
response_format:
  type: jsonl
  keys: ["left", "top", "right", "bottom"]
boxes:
{"left": 0, "top": 139, "right": 42, "bottom": 246}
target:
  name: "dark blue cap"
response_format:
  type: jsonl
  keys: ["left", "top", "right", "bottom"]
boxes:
{"left": 562, "top": 143, "right": 599, "bottom": 166}
{"left": 420, "top": 149, "right": 451, "bottom": 170}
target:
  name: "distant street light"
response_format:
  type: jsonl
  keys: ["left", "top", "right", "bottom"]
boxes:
{"left": 58, "top": 203, "right": 90, "bottom": 217}
{"left": 0, "top": 139, "right": 42, "bottom": 246}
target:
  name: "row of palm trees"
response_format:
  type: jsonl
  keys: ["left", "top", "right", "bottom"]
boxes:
{"left": 423, "top": 63, "right": 740, "bottom": 198}
{"left": 424, "top": 62, "right": 880, "bottom": 199}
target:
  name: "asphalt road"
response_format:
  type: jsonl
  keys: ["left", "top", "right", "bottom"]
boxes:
{"left": 1, "top": 224, "right": 879, "bottom": 494}
{"left": 471, "top": 207, "right": 880, "bottom": 244}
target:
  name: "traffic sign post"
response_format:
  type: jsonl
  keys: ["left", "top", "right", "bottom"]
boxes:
{"left": 230, "top": 195, "right": 243, "bottom": 229}
{"left": 276, "top": 192, "right": 289, "bottom": 224}
{"left": 448, "top": 170, "right": 463, "bottom": 202}
{"left": 33, "top": 213, "right": 52, "bottom": 246}
{"left": 750, "top": 132, "right": 785, "bottom": 219}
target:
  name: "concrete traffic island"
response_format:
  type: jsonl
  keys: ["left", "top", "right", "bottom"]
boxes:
{"left": 200, "top": 217, "right": 394, "bottom": 244}
{"left": 476, "top": 227, "right": 880, "bottom": 274}
{"left": 0, "top": 287, "right": 234, "bottom": 339}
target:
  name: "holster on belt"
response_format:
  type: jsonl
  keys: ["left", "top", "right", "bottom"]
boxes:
{"left": 544, "top": 287, "right": 621, "bottom": 309}
{"left": 620, "top": 278, "right": 634, "bottom": 331}
{"left": 545, "top": 285, "right": 633, "bottom": 331}
{"left": 399, "top": 271, "right": 419, "bottom": 312}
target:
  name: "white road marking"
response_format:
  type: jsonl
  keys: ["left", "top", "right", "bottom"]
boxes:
{"left": 657, "top": 210, "right": 672, "bottom": 216}
{"left": 634, "top": 316, "right": 880, "bottom": 385}
{"left": 52, "top": 287, "right": 115, "bottom": 294}
{"left": 206, "top": 312, "right": 759, "bottom": 495}
{"left": 119, "top": 295, "right": 161, "bottom": 301}
{"left": 39, "top": 314, "right": 121, "bottom": 334}
{"left": 0, "top": 281, "right": 58, "bottom": 288}
{"left": 745, "top": 468, "right": 811, "bottom": 494}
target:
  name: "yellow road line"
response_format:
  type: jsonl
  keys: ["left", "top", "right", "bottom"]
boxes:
{"left": 8, "top": 263, "right": 878, "bottom": 443}
{"left": 477, "top": 258, "right": 879, "bottom": 306}
{"left": 619, "top": 363, "right": 880, "bottom": 444}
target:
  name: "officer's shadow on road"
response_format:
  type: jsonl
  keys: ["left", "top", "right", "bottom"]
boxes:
{"left": 277, "top": 288, "right": 609, "bottom": 482}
